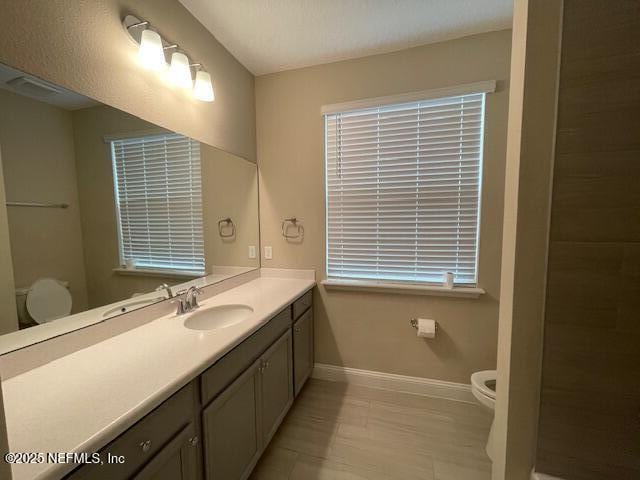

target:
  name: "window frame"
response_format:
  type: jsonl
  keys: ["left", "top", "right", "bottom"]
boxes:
{"left": 323, "top": 82, "right": 495, "bottom": 288}
{"left": 109, "top": 132, "right": 205, "bottom": 275}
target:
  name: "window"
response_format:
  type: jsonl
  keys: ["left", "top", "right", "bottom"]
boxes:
{"left": 325, "top": 89, "right": 487, "bottom": 286}
{"left": 110, "top": 133, "right": 204, "bottom": 274}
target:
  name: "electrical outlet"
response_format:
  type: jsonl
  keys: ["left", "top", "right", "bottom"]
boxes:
{"left": 264, "top": 246, "right": 273, "bottom": 260}
{"left": 248, "top": 245, "right": 256, "bottom": 259}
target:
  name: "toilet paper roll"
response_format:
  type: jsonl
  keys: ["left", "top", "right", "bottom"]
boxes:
{"left": 416, "top": 318, "right": 437, "bottom": 338}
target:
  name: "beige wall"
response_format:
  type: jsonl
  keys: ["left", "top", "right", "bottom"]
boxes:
{"left": 0, "top": 89, "right": 89, "bottom": 315}
{"left": 0, "top": 0, "right": 256, "bottom": 162}
{"left": 256, "top": 30, "right": 512, "bottom": 382}
{"left": 0, "top": 148, "right": 18, "bottom": 336}
{"left": 202, "top": 145, "right": 259, "bottom": 270}
{"left": 492, "top": 1, "right": 563, "bottom": 479}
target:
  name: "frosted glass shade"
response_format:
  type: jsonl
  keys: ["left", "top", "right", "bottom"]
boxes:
{"left": 138, "top": 29, "right": 165, "bottom": 70}
{"left": 194, "top": 71, "right": 214, "bottom": 102}
{"left": 169, "top": 52, "right": 193, "bottom": 88}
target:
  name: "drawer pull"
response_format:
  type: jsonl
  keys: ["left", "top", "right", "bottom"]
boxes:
{"left": 188, "top": 436, "right": 199, "bottom": 447}
{"left": 139, "top": 439, "right": 152, "bottom": 453}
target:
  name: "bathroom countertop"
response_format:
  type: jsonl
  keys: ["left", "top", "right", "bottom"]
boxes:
{"left": 1, "top": 273, "right": 315, "bottom": 480}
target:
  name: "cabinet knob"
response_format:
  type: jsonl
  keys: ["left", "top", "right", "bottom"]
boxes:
{"left": 294, "top": 326, "right": 300, "bottom": 333}
{"left": 188, "top": 436, "right": 199, "bottom": 447}
{"left": 139, "top": 439, "right": 152, "bottom": 453}
{"left": 259, "top": 360, "right": 270, "bottom": 373}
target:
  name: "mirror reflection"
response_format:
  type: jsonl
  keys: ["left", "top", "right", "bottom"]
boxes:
{"left": 0, "top": 64, "right": 259, "bottom": 337}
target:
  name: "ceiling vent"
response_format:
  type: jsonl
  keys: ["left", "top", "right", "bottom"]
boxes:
{"left": 7, "top": 76, "right": 61, "bottom": 98}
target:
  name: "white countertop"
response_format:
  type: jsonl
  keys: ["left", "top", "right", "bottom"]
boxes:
{"left": 1, "top": 274, "right": 314, "bottom": 480}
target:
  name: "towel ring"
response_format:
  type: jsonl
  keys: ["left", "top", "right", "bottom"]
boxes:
{"left": 218, "top": 218, "right": 236, "bottom": 238}
{"left": 281, "top": 217, "right": 304, "bottom": 240}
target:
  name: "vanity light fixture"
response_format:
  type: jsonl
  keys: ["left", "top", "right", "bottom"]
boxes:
{"left": 138, "top": 29, "right": 166, "bottom": 71}
{"left": 123, "top": 14, "right": 215, "bottom": 102}
{"left": 193, "top": 70, "right": 215, "bottom": 102}
{"left": 169, "top": 52, "right": 193, "bottom": 89}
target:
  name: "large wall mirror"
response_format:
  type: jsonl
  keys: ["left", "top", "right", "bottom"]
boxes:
{"left": 0, "top": 63, "right": 260, "bottom": 353}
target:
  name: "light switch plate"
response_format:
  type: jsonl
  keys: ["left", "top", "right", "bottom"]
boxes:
{"left": 248, "top": 245, "right": 256, "bottom": 259}
{"left": 264, "top": 246, "right": 273, "bottom": 260}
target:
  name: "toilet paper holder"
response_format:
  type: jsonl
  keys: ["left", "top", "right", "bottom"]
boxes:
{"left": 410, "top": 318, "right": 438, "bottom": 333}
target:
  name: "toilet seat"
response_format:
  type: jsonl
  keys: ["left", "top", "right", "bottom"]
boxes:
{"left": 471, "top": 370, "right": 496, "bottom": 410}
{"left": 26, "top": 278, "right": 72, "bottom": 324}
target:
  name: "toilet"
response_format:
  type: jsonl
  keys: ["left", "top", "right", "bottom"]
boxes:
{"left": 15, "top": 278, "right": 72, "bottom": 326}
{"left": 471, "top": 369, "right": 497, "bottom": 461}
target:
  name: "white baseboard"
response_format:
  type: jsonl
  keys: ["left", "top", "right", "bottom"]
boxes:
{"left": 311, "top": 363, "right": 475, "bottom": 403}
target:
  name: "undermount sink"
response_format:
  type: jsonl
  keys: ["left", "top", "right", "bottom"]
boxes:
{"left": 184, "top": 304, "right": 254, "bottom": 331}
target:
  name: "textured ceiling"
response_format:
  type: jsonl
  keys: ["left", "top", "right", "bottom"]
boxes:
{"left": 179, "top": 0, "right": 513, "bottom": 75}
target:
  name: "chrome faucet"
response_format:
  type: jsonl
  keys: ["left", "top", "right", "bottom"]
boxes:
{"left": 175, "top": 286, "right": 203, "bottom": 315}
{"left": 156, "top": 283, "right": 174, "bottom": 299}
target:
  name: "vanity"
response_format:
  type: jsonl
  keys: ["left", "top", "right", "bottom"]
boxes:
{"left": 1, "top": 273, "right": 315, "bottom": 480}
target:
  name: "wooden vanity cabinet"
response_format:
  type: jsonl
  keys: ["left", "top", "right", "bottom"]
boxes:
{"left": 65, "top": 288, "right": 313, "bottom": 480}
{"left": 260, "top": 329, "right": 293, "bottom": 445}
{"left": 202, "top": 359, "right": 262, "bottom": 480}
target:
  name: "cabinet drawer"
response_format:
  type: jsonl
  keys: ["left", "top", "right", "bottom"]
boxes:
{"left": 292, "top": 290, "right": 312, "bottom": 319}
{"left": 66, "top": 382, "right": 195, "bottom": 480}
{"left": 200, "top": 307, "right": 292, "bottom": 406}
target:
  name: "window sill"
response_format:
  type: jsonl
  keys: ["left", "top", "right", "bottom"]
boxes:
{"left": 321, "top": 279, "right": 485, "bottom": 298}
{"left": 113, "top": 267, "right": 204, "bottom": 279}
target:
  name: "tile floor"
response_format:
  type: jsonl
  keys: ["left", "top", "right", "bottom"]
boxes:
{"left": 250, "top": 378, "right": 493, "bottom": 480}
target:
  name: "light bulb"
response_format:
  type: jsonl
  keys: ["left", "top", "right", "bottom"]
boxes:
{"left": 193, "top": 70, "right": 214, "bottom": 102}
{"left": 169, "top": 52, "right": 193, "bottom": 88}
{"left": 138, "top": 29, "right": 166, "bottom": 71}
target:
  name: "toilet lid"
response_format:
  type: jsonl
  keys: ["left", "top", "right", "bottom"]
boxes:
{"left": 26, "top": 278, "right": 72, "bottom": 324}
{"left": 471, "top": 370, "right": 497, "bottom": 399}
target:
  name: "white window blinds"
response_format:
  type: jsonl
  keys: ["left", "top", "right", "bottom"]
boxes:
{"left": 111, "top": 133, "right": 204, "bottom": 273}
{"left": 325, "top": 92, "right": 486, "bottom": 285}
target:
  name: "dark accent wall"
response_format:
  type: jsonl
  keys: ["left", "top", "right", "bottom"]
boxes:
{"left": 536, "top": 1, "right": 640, "bottom": 479}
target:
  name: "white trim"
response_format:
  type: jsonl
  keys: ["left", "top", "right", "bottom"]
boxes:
{"left": 102, "top": 128, "right": 170, "bottom": 143}
{"left": 312, "top": 363, "right": 475, "bottom": 403}
{"left": 113, "top": 267, "right": 203, "bottom": 279}
{"left": 321, "top": 279, "right": 484, "bottom": 298}
{"left": 321, "top": 80, "right": 497, "bottom": 115}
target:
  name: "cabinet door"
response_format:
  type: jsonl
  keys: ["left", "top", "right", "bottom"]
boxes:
{"left": 202, "top": 359, "right": 262, "bottom": 480}
{"left": 134, "top": 423, "right": 200, "bottom": 480}
{"left": 293, "top": 308, "right": 313, "bottom": 396}
{"left": 260, "top": 330, "right": 293, "bottom": 444}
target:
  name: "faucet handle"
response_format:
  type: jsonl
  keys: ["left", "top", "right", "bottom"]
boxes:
{"left": 187, "top": 286, "right": 204, "bottom": 309}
